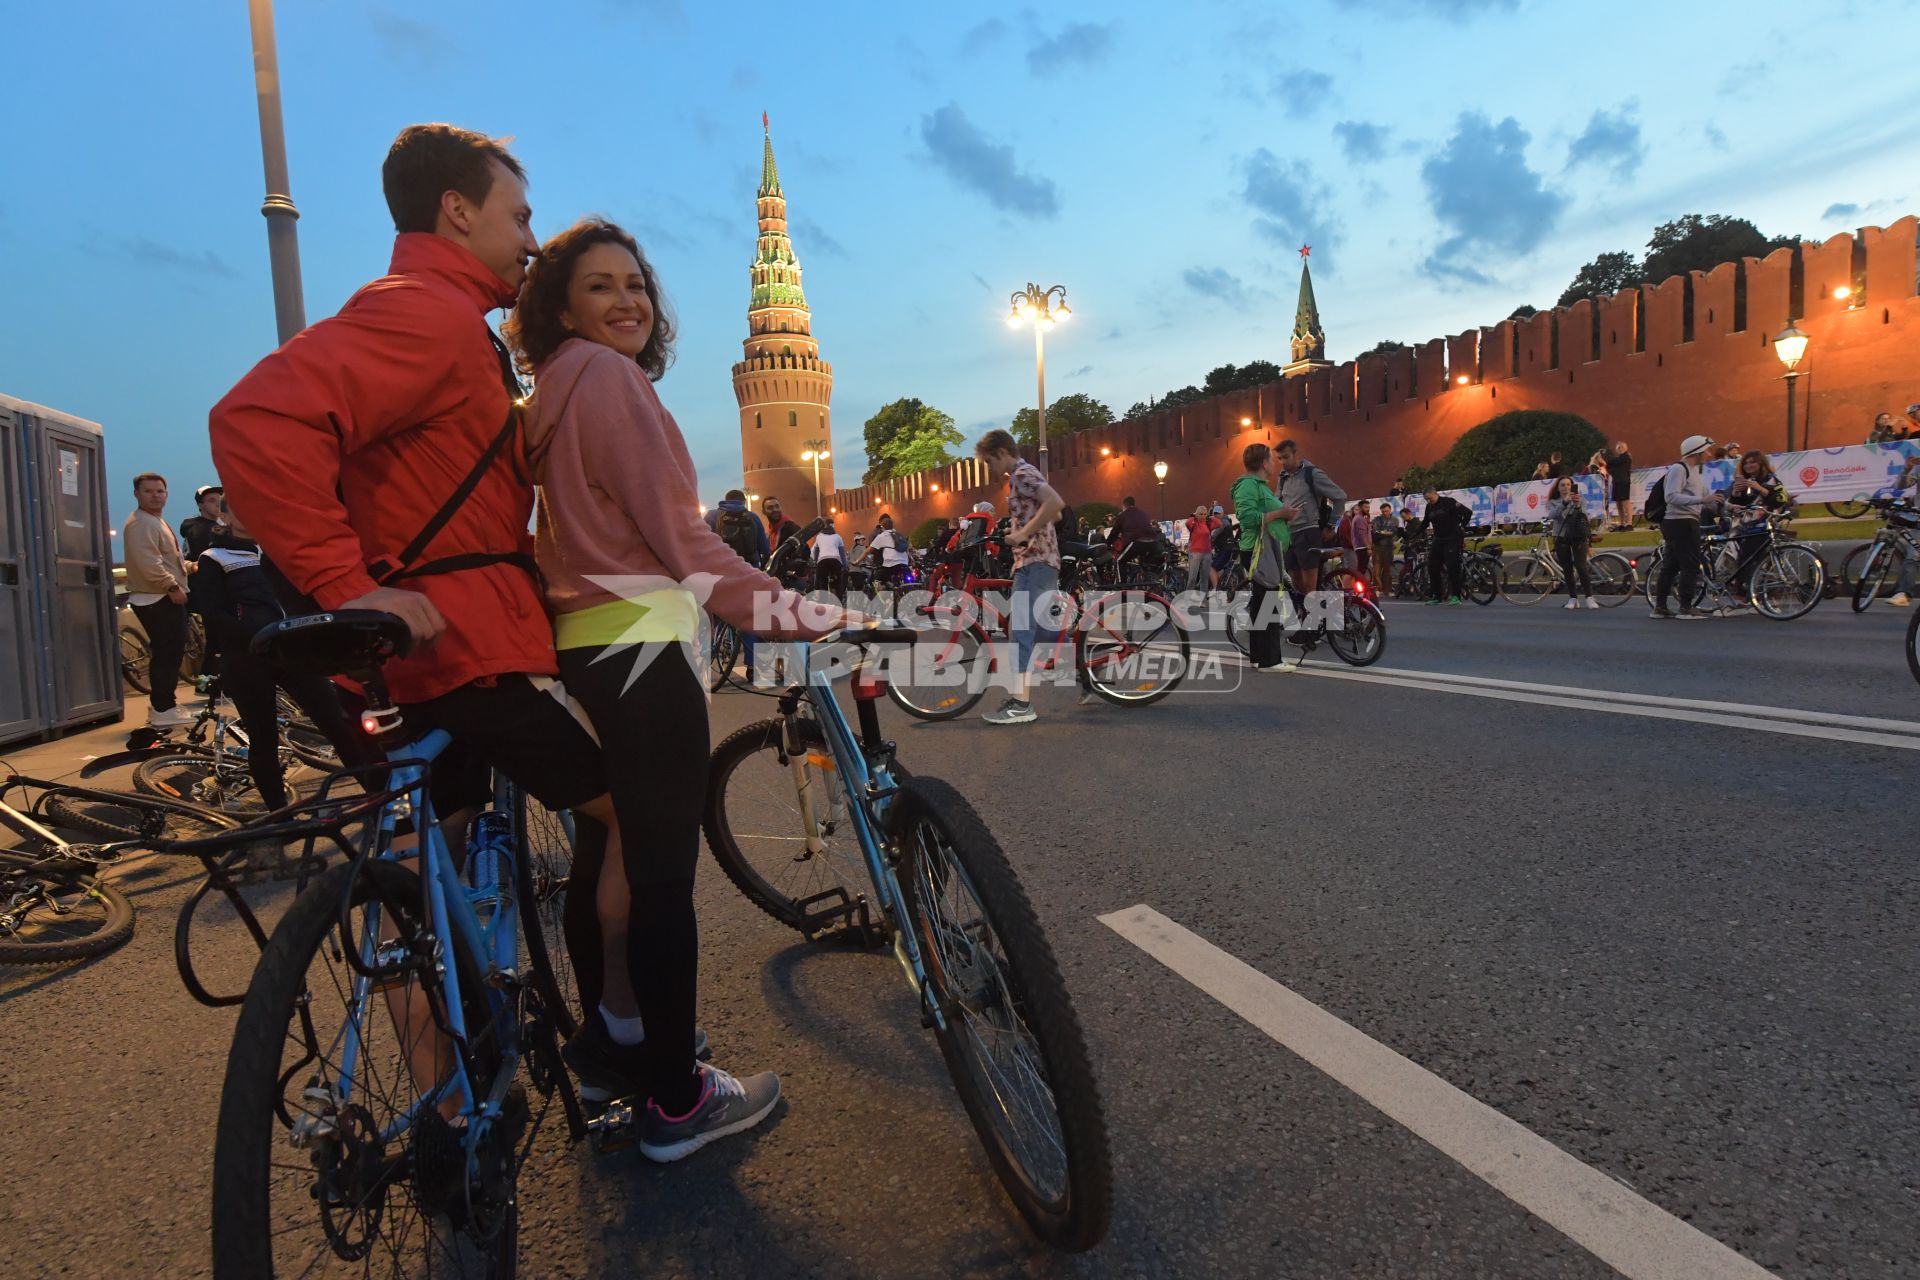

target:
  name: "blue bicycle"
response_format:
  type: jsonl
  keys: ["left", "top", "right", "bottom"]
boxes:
{"left": 182, "top": 611, "right": 583, "bottom": 1278}
{"left": 699, "top": 626, "right": 1112, "bottom": 1251}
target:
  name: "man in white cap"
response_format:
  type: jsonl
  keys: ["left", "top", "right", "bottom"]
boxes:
{"left": 1650, "top": 433, "right": 1723, "bottom": 619}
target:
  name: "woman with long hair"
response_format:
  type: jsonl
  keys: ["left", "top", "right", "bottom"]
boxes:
{"left": 505, "top": 217, "right": 856, "bottom": 1161}
{"left": 1726, "top": 449, "right": 1791, "bottom": 600}
{"left": 1546, "top": 475, "right": 1597, "bottom": 610}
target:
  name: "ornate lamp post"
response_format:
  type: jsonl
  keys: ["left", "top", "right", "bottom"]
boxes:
{"left": 1153, "top": 459, "right": 1169, "bottom": 519}
{"left": 1772, "top": 322, "right": 1809, "bottom": 452}
{"left": 247, "top": 0, "right": 306, "bottom": 344}
{"left": 800, "top": 440, "right": 830, "bottom": 518}
{"left": 1006, "top": 283, "right": 1071, "bottom": 476}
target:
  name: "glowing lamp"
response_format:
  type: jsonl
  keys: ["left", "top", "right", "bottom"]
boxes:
{"left": 1099, "top": 446, "right": 1111, "bottom": 457}
{"left": 1773, "top": 323, "right": 1808, "bottom": 372}
{"left": 1456, "top": 375, "right": 1470, "bottom": 385}
{"left": 1153, "top": 460, "right": 1169, "bottom": 481}
{"left": 1240, "top": 417, "right": 1253, "bottom": 427}
{"left": 1053, "top": 303, "right": 1071, "bottom": 322}
{"left": 1832, "top": 286, "right": 1852, "bottom": 300}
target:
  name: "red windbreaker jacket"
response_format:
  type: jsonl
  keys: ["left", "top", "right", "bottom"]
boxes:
{"left": 208, "top": 233, "right": 553, "bottom": 703}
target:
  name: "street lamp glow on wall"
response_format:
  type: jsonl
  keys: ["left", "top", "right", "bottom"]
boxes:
{"left": 800, "top": 441, "right": 831, "bottom": 518}
{"left": 1153, "top": 459, "right": 1169, "bottom": 519}
{"left": 1006, "top": 282, "right": 1070, "bottom": 477}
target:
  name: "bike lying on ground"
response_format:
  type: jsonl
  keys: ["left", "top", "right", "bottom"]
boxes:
{"left": 702, "top": 626, "right": 1112, "bottom": 1251}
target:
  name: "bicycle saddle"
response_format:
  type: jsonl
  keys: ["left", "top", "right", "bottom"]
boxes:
{"left": 251, "top": 609, "right": 414, "bottom": 678}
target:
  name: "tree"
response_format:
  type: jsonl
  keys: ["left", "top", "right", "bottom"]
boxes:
{"left": 1408, "top": 410, "right": 1605, "bottom": 490}
{"left": 1641, "top": 214, "right": 1796, "bottom": 285}
{"left": 1359, "top": 339, "right": 1408, "bottom": 359}
{"left": 1556, "top": 251, "right": 1642, "bottom": 307}
{"left": 1202, "top": 361, "right": 1281, "bottom": 396}
{"left": 861, "top": 398, "right": 952, "bottom": 483}
{"left": 1012, "top": 393, "right": 1114, "bottom": 445}
{"left": 874, "top": 404, "right": 963, "bottom": 478}
{"left": 1508, "top": 304, "right": 1539, "bottom": 320}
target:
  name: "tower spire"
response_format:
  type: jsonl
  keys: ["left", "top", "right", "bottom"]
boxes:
{"left": 1285, "top": 246, "right": 1330, "bottom": 375}
{"left": 758, "top": 112, "right": 782, "bottom": 198}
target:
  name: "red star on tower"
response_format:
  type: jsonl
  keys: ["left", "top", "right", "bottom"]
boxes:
{"left": 1299, "top": 244, "right": 1312, "bottom": 259}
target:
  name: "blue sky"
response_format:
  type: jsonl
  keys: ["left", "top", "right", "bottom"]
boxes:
{"left": 6, "top": 0, "right": 1917, "bottom": 532}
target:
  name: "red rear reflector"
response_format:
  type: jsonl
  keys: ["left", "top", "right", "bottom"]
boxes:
{"left": 361, "top": 714, "right": 380, "bottom": 735}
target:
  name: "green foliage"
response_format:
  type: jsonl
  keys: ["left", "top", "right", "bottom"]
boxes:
{"left": 1126, "top": 361, "right": 1279, "bottom": 422}
{"left": 1507, "top": 304, "right": 1539, "bottom": 320}
{"left": 1359, "top": 340, "right": 1409, "bottom": 358}
{"left": 908, "top": 517, "right": 947, "bottom": 550}
{"left": 1011, "top": 393, "right": 1113, "bottom": 446}
{"left": 1556, "top": 251, "right": 1642, "bottom": 307}
{"left": 1076, "top": 501, "right": 1119, "bottom": 531}
{"left": 1409, "top": 410, "right": 1606, "bottom": 490}
{"left": 862, "top": 398, "right": 960, "bottom": 483}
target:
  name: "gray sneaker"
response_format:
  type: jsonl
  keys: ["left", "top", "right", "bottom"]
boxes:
{"left": 983, "top": 697, "right": 1037, "bottom": 725}
{"left": 640, "top": 1063, "right": 781, "bottom": 1163}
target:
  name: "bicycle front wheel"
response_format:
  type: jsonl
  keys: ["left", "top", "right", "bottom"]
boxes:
{"left": 886, "top": 621, "right": 988, "bottom": 721}
{"left": 1462, "top": 557, "right": 1498, "bottom": 605}
{"left": 212, "top": 859, "right": 523, "bottom": 1279}
{"left": 0, "top": 853, "right": 135, "bottom": 965}
{"left": 704, "top": 717, "right": 878, "bottom": 935}
{"left": 133, "top": 752, "right": 263, "bottom": 813}
{"left": 120, "top": 625, "right": 151, "bottom": 694}
{"left": 1500, "top": 555, "right": 1551, "bottom": 604}
{"left": 1908, "top": 608, "right": 1920, "bottom": 688}
{"left": 1752, "top": 544, "right": 1826, "bottom": 621}
{"left": 1851, "top": 541, "right": 1893, "bottom": 612}
{"left": 40, "top": 786, "right": 241, "bottom": 842}
{"left": 708, "top": 622, "right": 741, "bottom": 691}
{"left": 1588, "top": 552, "right": 1637, "bottom": 607}
{"left": 1081, "top": 591, "right": 1189, "bottom": 706}
{"left": 517, "top": 791, "right": 580, "bottom": 1041}
{"left": 890, "top": 777, "right": 1111, "bottom": 1251}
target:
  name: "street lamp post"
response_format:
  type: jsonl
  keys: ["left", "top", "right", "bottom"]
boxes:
{"left": 1773, "top": 321, "right": 1809, "bottom": 452}
{"left": 1153, "top": 459, "right": 1169, "bottom": 520}
{"left": 246, "top": 0, "right": 306, "bottom": 345}
{"left": 1006, "top": 283, "right": 1071, "bottom": 477}
{"left": 800, "top": 439, "right": 830, "bottom": 518}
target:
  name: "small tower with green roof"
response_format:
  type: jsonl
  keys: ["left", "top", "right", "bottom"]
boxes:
{"left": 1284, "top": 244, "right": 1333, "bottom": 377}
{"left": 733, "top": 113, "right": 835, "bottom": 513}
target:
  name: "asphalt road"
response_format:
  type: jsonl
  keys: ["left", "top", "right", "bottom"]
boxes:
{"left": 2, "top": 595, "right": 1916, "bottom": 1278}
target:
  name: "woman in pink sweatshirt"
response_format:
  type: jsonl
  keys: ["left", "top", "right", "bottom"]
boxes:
{"left": 507, "top": 217, "right": 849, "bottom": 1161}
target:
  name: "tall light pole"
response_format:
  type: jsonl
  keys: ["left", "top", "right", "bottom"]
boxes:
{"left": 1153, "top": 459, "right": 1169, "bottom": 520}
{"left": 801, "top": 440, "right": 830, "bottom": 518}
{"left": 1773, "top": 321, "right": 1809, "bottom": 452}
{"left": 247, "top": 0, "right": 306, "bottom": 345}
{"left": 1006, "top": 283, "right": 1071, "bottom": 476}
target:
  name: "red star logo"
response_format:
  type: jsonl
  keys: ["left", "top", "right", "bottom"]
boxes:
{"left": 1299, "top": 244, "right": 1312, "bottom": 259}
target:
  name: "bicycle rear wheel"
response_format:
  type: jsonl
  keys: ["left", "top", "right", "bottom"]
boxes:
{"left": 1462, "top": 557, "right": 1498, "bottom": 605}
{"left": 1851, "top": 541, "right": 1893, "bottom": 612}
{"left": 889, "top": 777, "right": 1111, "bottom": 1251}
{"left": 1500, "top": 555, "right": 1552, "bottom": 604}
{"left": 0, "top": 853, "right": 135, "bottom": 965}
{"left": 704, "top": 717, "right": 878, "bottom": 935}
{"left": 1081, "top": 591, "right": 1189, "bottom": 706}
{"left": 1324, "top": 594, "right": 1386, "bottom": 666}
{"left": 1752, "top": 544, "right": 1825, "bottom": 621}
{"left": 212, "top": 859, "right": 524, "bottom": 1279}
{"left": 1908, "top": 608, "right": 1920, "bottom": 688}
{"left": 40, "top": 786, "right": 241, "bottom": 842}
{"left": 120, "top": 625, "right": 151, "bottom": 694}
{"left": 134, "top": 752, "right": 264, "bottom": 813}
{"left": 1588, "top": 552, "right": 1636, "bottom": 607}
{"left": 517, "top": 791, "right": 580, "bottom": 1041}
{"left": 708, "top": 622, "right": 741, "bottom": 691}
{"left": 886, "top": 620, "right": 988, "bottom": 721}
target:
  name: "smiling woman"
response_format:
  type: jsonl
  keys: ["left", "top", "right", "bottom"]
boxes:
{"left": 502, "top": 217, "right": 676, "bottom": 380}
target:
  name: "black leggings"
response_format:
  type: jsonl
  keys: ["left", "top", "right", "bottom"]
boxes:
{"left": 218, "top": 647, "right": 382, "bottom": 809}
{"left": 133, "top": 599, "right": 188, "bottom": 711}
{"left": 1427, "top": 541, "right": 1464, "bottom": 600}
{"left": 1655, "top": 519, "right": 1700, "bottom": 609}
{"left": 556, "top": 642, "right": 708, "bottom": 1113}
{"left": 1554, "top": 538, "right": 1592, "bottom": 596}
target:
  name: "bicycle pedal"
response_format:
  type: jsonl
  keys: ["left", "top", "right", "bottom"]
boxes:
{"left": 584, "top": 1099, "right": 639, "bottom": 1154}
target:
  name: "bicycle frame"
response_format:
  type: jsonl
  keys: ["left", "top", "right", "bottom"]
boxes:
{"left": 784, "top": 641, "right": 945, "bottom": 1031}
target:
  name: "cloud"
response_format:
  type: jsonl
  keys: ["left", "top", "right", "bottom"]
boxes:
{"left": 1331, "top": 0, "right": 1517, "bottom": 17}
{"left": 1565, "top": 104, "right": 1644, "bottom": 179}
{"left": 1240, "top": 149, "right": 1341, "bottom": 253}
{"left": 1026, "top": 20, "right": 1115, "bottom": 74}
{"left": 1717, "top": 60, "right": 1766, "bottom": 98}
{"left": 1704, "top": 123, "right": 1730, "bottom": 152}
{"left": 920, "top": 105, "right": 1060, "bottom": 218}
{"left": 1269, "top": 68, "right": 1334, "bottom": 117}
{"left": 1823, "top": 202, "right": 1860, "bottom": 220}
{"left": 1065, "top": 364, "right": 1095, "bottom": 378}
{"left": 123, "top": 237, "right": 239, "bottom": 278}
{"left": 970, "top": 272, "right": 992, "bottom": 292}
{"left": 791, "top": 214, "right": 846, "bottom": 258}
{"left": 1419, "top": 112, "right": 1567, "bottom": 286}
{"left": 1183, "top": 266, "right": 1253, "bottom": 308}
{"left": 961, "top": 18, "right": 1008, "bottom": 55}
{"left": 1332, "top": 120, "right": 1390, "bottom": 163}
{"left": 1105, "top": 327, "right": 1124, "bottom": 340}
{"left": 368, "top": 11, "right": 452, "bottom": 66}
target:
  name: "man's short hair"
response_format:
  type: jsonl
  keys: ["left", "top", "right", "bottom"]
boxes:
{"left": 761, "top": 495, "right": 781, "bottom": 508}
{"left": 1122, "top": 496, "right": 1137, "bottom": 507}
{"left": 1424, "top": 487, "right": 1440, "bottom": 497}
{"left": 131, "top": 471, "right": 166, "bottom": 492}
{"left": 382, "top": 124, "right": 526, "bottom": 235}
{"left": 975, "top": 428, "right": 1018, "bottom": 458}
{"left": 1276, "top": 438, "right": 1299, "bottom": 454}
{"left": 1242, "top": 442, "right": 1270, "bottom": 472}
{"left": 724, "top": 488, "right": 745, "bottom": 502}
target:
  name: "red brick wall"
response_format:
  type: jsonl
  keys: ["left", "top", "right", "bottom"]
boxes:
{"left": 829, "top": 217, "right": 1920, "bottom": 535}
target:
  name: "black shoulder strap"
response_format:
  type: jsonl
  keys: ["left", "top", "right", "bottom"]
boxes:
{"left": 367, "top": 328, "right": 531, "bottom": 587}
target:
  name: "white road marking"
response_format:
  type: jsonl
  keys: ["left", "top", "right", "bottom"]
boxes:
{"left": 1199, "top": 644, "right": 1920, "bottom": 750}
{"left": 1099, "top": 904, "right": 1780, "bottom": 1280}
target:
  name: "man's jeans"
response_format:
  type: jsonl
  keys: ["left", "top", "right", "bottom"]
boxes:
{"left": 1011, "top": 562, "right": 1061, "bottom": 678}
{"left": 132, "top": 598, "right": 188, "bottom": 711}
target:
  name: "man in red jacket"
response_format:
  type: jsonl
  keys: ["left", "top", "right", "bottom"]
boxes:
{"left": 210, "top": 124, "right": 606, "bottom": 821}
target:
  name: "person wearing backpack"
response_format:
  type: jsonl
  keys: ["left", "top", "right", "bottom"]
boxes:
{"left": 706, "top": 489, "right": 770, "bottom": 677}
{"left": 1233, "top": 443, "right": 1302, "bottom": 672}
{"left": 1649, "top": 434, "right": 1723, "bottom": 619}
{"left": 1274, "top": 438, "right": 1345, "bottom": 600}
{"left": 1546, "top": 476, "right": 1597, "bottom": 610}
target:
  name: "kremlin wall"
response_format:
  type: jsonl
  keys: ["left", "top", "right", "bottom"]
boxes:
{"left": 824, "top": 216, "right": 1920, "bottom": 532}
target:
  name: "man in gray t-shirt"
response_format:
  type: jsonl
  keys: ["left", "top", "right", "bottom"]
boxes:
{"left": 1274, "top": 438, "right": 1346, "bottom": 597}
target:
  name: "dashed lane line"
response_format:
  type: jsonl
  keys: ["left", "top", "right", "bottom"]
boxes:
{"left": 1099, "top": 904, "right": 1780, "bottom": 1280}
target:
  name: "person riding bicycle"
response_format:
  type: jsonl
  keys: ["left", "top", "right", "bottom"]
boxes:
{"left": 1274, "top": 439, "right": 1346, "bottom": 607}
{"left": 511, "top": 216, "right": 859, "bottom": 1159}
{"left": 1724, "top": 450, "right": 1791, "bottom": 602}
{"left": 1650, "top": 434, "right": 1724, "bottom": 619}
{"left": 854, "top": 512, "right": 910, "bottom": 590}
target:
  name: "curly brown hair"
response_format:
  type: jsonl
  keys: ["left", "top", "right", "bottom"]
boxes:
{"left": 502, "top": 217, "right": 675, "bottom": 379}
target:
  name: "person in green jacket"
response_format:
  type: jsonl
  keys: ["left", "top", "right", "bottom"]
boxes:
{"left": 1231, "top": 442, "right": 1301, "bottom": 671}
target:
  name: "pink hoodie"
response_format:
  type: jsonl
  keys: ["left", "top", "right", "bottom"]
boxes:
{"left": 525, "top": 337, "right": 822, "bottom": 637}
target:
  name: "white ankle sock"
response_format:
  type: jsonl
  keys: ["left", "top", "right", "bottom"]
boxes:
{"left": 600, "top": 1005, "right": 646, "bottom": 1046}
